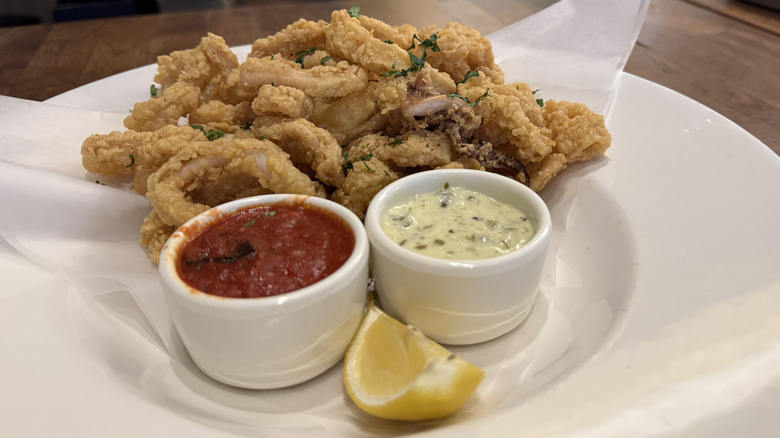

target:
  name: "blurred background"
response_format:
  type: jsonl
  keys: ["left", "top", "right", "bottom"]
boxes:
{"left": 1, "top": 0, "right": 778, "bottom": 26}
{"left": 0, "top": 0, "right": 247, "bottom": 25}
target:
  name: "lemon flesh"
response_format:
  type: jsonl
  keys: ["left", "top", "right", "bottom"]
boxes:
{"left": 343, "top": 302, "right": 484, "bottom": 421}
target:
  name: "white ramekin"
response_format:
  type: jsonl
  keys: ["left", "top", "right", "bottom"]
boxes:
{"left": 158, "top": 194, "right": 369, "bottom": 389}
{"left": 364, "top": 169, "right": 551, "bottom": 345}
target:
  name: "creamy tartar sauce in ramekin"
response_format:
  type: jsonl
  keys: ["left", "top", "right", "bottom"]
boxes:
{"left": 380, "top": 183, "right": 535, "bottom": 260}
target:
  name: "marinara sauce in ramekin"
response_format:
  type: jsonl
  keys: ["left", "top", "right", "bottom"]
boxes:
{"left": 158, "top": 194, "right": 369, "bottom": 389}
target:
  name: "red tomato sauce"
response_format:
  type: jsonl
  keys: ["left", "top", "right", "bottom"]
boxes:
{"left": 177, "top": 201, "right": 354, "bottom": 298}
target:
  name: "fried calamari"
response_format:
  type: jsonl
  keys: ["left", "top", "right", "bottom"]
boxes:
{"left": 81, "top": 8, "right": 611, "bottom": 262}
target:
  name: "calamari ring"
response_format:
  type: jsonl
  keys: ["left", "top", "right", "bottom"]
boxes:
{"left": 252, "top": 115, "right": 346, "bottom": 188}
{"left": 145, "top": 137, "right": 325, "bottom": 228}
{"left": 124, "top": 82, "right": 201, "bottom": 132}
{"left": 249, "top": 19, "right": 328, "bottom": 59}
{"left": 239, "top": 56, "right": 368, "bottom": 98}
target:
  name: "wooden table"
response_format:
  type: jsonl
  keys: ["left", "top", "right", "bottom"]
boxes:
{"left": 0, "top": 0, "right": 778, "bottom": 154}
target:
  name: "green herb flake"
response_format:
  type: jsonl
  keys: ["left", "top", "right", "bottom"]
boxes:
{"left": 342, "top": 151, "right": 354, "bottom": 171}
{"left": 363, "top": 162, "right": 376, "bottom": 173}
{"left": 205, "top": 129, "right": 225, "bottom": 141}
{"left": 454, "top": 70, "right": 479, "bottom": 92}
{"left": 264, "top": 211, "right": 276, "bottom": 216}
{"left": 415, "top": 33, "right": 440, "bottom": 52}
{"left": 388, "top": 137, "right": 404, "bottom": 146}
{"left": 241, "top": 121, "right": 253, "bottom": 130}
{"left": 293, "top": 47, "right": 317, "bottom": 68}
{"left": 126, "top": 153, "right": 135, "bottom": 168}
{"left": 408, "top": 50, "right": 427, "bottom": 71}
{"left": 320, "top": 55, "right": 332, "bottom": 65}
{"left": 471, "top": 89, "right": 489, "bottom": 107}
{"left": 149, "top": 84, "right": 158, "bottom": 98}
{"left": 190, "top": 124, "right": 225, "bottom": 141}
{"left": 242, "top": 219, "right": 256, "bottom": 227}
{"left": 447, "top": 93, "right": 470, "bottom": 103}
{"left": 383, "top": 39, "right": 394, "bottom": 44}
{"left": 347, "top": 5, "right": 360, "bottom": 18}
{"left": 532, "top": 89, "right": 544, "bottom": 107}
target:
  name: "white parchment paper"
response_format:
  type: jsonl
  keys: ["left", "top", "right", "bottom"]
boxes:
{"left": 0, "top": 0, "right": 649, "bottom": 433}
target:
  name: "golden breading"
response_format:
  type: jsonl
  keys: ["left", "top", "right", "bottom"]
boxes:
{"left": 145, "top": 136, "right": 325, "bottom": 228}
{"left": 542, "top": 100, "right": 611, "bottom": 162}
{"left": 239, "top": 56, "right": 369, "bottom": 98}
{"left": 331, "top": 155, "right": 400, "bottom": 220}
{"left": 80, "top": 8, "right": 612, "bottom": 262}
{"left": 251, "top": 84, "right": 313, "bottom": 119}
{"left": 124, "top": 82, "right": 200, "bottom": 132}
{"left": 82, "top": 124, "right": 209, "bottom": 194}
{"left": 140, "top": 210, "right": 175, "bottom": 265}
{"left": 249, "top": 19, "right": 328, "bottom": 59}
{"left": 347, "top": 131, "right": 455, "bottom": 169}
{"left": 309, "top": 78, "right": 407, "bottom": 145}
{"left": 155, "top": 33, "right": 239, "bottom": 102}
{"left": 251, "top": 115, "right": 346, "bottom": 188}
{"left": 418, "top": 22, "right": 504, "bottom": 84}
{"left": 358, "top": 15, "right": 417, "bottom": 50}
{"left": 189, "top": 100, "right": 255, "bottom": 133}
{"left": 458, "top": 73, "right": 555, "bottom": 163}
{"left": 326, "top": 9, "right": 412, "bottom": 75}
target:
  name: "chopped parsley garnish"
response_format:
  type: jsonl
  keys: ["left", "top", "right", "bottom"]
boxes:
{"left": 126, "top": 153, "right": 135, "bottom": 168}
{"left": 320, "top": 55, "right": 332, "bottom": 65}
{"left": 293, "top": 47, "right": 317, "bottom": 68}
{"left": 532, "top": 89, "right": 544, "bottom": 107}
{"left": 408, "top": 33, "right": 440, "bottom": 52}
{"left": 241, "top": 121, "right": 253, "bottom": 130}
{"left": 264, "top": 211, "right": 276, "bottom": 216}
{"left": 342, "top": 151, "right": 374, "bottom": 171}
{"left": 190, "top": 124, "right": 226, "bottom": 141}
{"left": 382, "top": 33, "right": 440, "bottom": 78}
{"left": 242, "top": 219, "right": 256, "bottom": 227}
{"left": 447, "top": 88, "right": 489, "bottom": 107}
{"left": 408, "top": 50, "right": 427, "bottom": 71}
{"left": 383, "top": 39, "right": 394, "bottom": 44}
{"left": 454, "top": 70, "right": 479, "bottom": 92}
{"left": 388, "top": 137, "right": 405, "bottom": 146}
{"left": 149, "top": 84, "right": 158, "bottom": 98}
{"left": 348, "top": 5, "right": 360, "bottom": 18}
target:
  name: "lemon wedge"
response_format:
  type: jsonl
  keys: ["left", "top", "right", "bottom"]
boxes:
{"left": 343, "top": 302, "right": 485, "bottom": 421}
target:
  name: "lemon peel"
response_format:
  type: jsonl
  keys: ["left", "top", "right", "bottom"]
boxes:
{"left": 343, "top": 302, "right": 484, "bottom": 420}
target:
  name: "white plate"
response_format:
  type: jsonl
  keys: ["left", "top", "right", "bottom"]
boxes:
{"left": 2, "top": 51, "right": 780, "bottom": 437}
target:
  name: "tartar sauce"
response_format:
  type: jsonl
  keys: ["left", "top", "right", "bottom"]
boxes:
{"left": 380, "top": 183, "right": 535, "bottom": 260}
